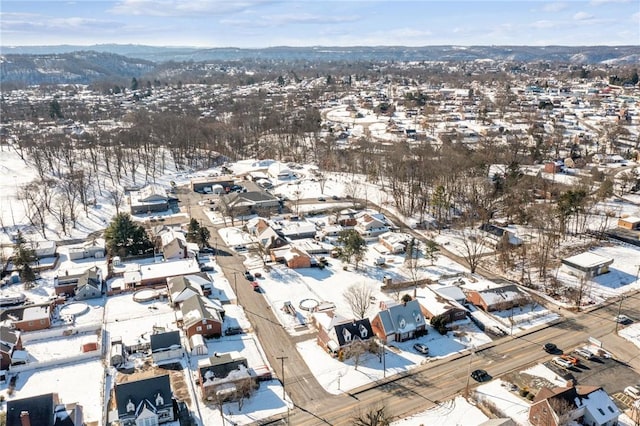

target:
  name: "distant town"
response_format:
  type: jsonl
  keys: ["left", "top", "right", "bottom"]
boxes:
{"left": 0, "top": 51, "right": 639, "bottom": 426}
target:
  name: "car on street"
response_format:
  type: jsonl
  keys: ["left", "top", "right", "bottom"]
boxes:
{"left": 615, "top": 314, "right": 633, "bottom": 325}
{"left": 543, "top": 343, "right": 560, "bottom": 354}
{"left": 244, "top": 271, "right": 254, "bottom": 281}
{"left": 552, "top": 356, "right": 573, "bottom": 369}
{"left": 471, "top": 369, "right": 491, "bottom": 382}
{"left": 413, "top": 343, "right": 429, "bottom": 355}
{"left": 331, "top": 195, "right": 340, "bottom": 200}
{"left": 250, "top": 281, "right": 260, "bottom": 292}
{"left": 200, "top": 247, "right": 215, "bottom": 254}
{"left": 317, "top": 196, "right": 326, "bottom": 201}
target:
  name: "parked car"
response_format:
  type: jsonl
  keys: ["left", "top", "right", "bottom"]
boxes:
{"left": 560, "top": 354, "right": 579, "bottom": 365}
{"left": 573, "top": 348, "right": 595, "bottom": 360}
{"left": 615, "top": 314, "right": 633, "bottom": 325}
{"left": 224, "top": 326, "right": 244, "bottom": 336}
{"left": 331, "top": 195, "right": 340, "bottom": 200}
{"left": 244, "top": 271, "right": 254, "bottom": 281}
{"left": 317, "top": 196, "right": 326, "bottom": 201}
{"left": 413, "top": 343, "right": 429, "bottom": 355}
{"left": 543, "top": 343, "right": 560, "bottom": 354}
{"left": 200, "top": 247, "right": 215, "bottom": 254}
{"left": 251, "top": 281, "right": 260, "bottom": 292}
{"left": 552, "top": 356, "right": 573, "bottom": 369}
{"left": 471, "top": 369, "right": 491, "bottom": 382}
{"left": 624, "top": 386, "right": 640, "bottom": 399}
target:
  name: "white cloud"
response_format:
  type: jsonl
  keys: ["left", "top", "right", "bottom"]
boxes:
{"left": 632, "top": 11, "right": 640, "bottom": 23}
{"left": 542, "top": 2, "right": 568, "bottom": 13}
{"left": 109, "top": 0, "right": 268, "bottom": 17}
{"left": 573, "top": 11, "right": 594, "bottom": 20}
{"left": 530, "top": 20, "right": 558, "bottom": 29}
{"left": 590, "top": 0, "right": 632, "bottom": 5}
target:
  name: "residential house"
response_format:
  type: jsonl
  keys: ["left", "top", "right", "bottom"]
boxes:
{"left": 280, "top": 221, "right": 318, "bottom": 240}
{"left": 465, "top": 284, "right": 529, "bottom": 312}
{"left": 354, "top": 213, "right": 390, "bottom": 237}
{"left": 67, "top": 239, "right": 106, "bottom": 260}
{"left": 0, "top": 325, "right": 22, "bottom": 370}
{"left": 256, "top": 227, "right": 288, "bottom": 251}
{"left": 420, "top": 287, "right": 468, "bottom": 325}
{"left": 269, "top": 246, "right": 312, "bottom": 269}
{"left": 6, "top": 393, "right": 84, "bottom": 426}
{"left": 197, "top": 352, "right": 255, "bottom": 402}
{"left": 150, "top": 330, "right": 183, "bottom": 365}
{"left": 114, "top": 374, "right": 175, "bottom": 426}
{"left": 157, "top": 228, "right": 197, "bottom": 260}
{"left": 180, "top": 294, "right": 224, "bottom": 339}
{"left": 1, "top": 303, "right": 53, "bottom": 332}
{"left": 33, "top": 240, "right": 57, "bottom": 259}
{"left": 167, "top": 274, "right": 216, "bottom": 305}
{"left": 218, "top": 191, "right": 280, "bottom": 216}
{"left": 479, "top": 224, "right": 523, "bottom": 248}
{"left": 129, "top": 184, "right": 169, "bottom": 215}
{"left": 314, "top": 311, "right": 374, "bottom": 357}
{"left": 371, "top": 299, "right": 427, "bottom": 343}
{"left": 118, "top": 258, "right": 202, "bottom": 290}
{"left": 529, "top": 385, "right": 620, "bottom": 426}
{"left": 561, "top": 252, "right": 614, "bottom": 279}
{"left": 55, "top": 266, "right": 103, "bottom": 299}
{"left": 378, "top": 232, "right": 412, "bottom": 254}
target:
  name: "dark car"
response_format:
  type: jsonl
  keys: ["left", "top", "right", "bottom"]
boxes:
{"left": 413, "top": 343, "right": 429, "bottom": 355}
{"left": 244, "top": 271, "right": 254, "bottom": 281}
{"left": 200, "top": 247, "right": 215, "bottom": 254}
{"left": 471, "top": 369, "right": 491, "bottom": 382}
{"left": 318, "top": 196, "right": 326, "bottom": 201}
{"left": 543, "top": 343, "right": 560, "bottom": 354}
{"left": 224, "top": 326, "right": 244, "bottom": 336}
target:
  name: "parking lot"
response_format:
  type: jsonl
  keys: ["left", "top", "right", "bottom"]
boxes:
{"left": 544, "top": 349, "right": 640, "bottom": 409}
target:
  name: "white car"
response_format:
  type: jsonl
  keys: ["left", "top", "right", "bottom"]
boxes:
{"left": 552, "top": 356, "right": 573, "bottom": 369}
{"left": 624, "top": 386, "right": 640, "bottom": 399}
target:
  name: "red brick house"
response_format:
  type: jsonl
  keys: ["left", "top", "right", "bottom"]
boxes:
{"left": 180, "top": 294, "right": 223, "bottom": 339}
{"left": 464, "top": 284, "right": 529, "bottom": 312}
{"left": 1, "top": 303, "right": 53, "bottom": 332}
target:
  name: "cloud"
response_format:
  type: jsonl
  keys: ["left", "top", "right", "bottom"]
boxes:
{"left": 573, "top": 11, "right": 594, "bottom": 20}
{"left": 265, "top": 13, "right": 359, "bottom": 25}
{"left": 1, "top": 13, "right": 126, "bottom": 33}
{"left": 109, "top": 0, "right": 270, "bottom": 17}
{"left": 590, "top": 0, "right": 631, "bottom": 5}
{"left": 632, "top": 11, "right": 640, "bottom": 23}
{"left": 542, "top": 2, "right": 568, "bottom": 12}
{"left": 530, "top": 20, "right": 558, "bottom": 29}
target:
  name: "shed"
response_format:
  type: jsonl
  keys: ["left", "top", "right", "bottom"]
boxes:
{"left": 190, "top": 333, "right": 208, "bottom": 356}
{"left": 618, "top": 216, "right": 640, "bottom": 230}
{"left": 561, "top": 252, "right": 614, "bottom": 279}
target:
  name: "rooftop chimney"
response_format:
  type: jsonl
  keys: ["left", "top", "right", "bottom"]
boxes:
{"left": 20, "top": 411, "right": 31, "bottom": 426}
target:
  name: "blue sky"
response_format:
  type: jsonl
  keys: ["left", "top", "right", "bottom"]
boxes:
{"left": 1, "top": 0, "right": 639, "bottom": 47}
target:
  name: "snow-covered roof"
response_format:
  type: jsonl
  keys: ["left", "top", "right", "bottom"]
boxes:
{"left": 577, "top": 388, "right": 620, "bottom": 424}
{"left": 562, "top": 252, "right": 614, "bottom": 269}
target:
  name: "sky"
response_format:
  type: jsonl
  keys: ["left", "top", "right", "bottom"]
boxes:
{"left": 1, "top": 0, "right": 638, "bottom": 48}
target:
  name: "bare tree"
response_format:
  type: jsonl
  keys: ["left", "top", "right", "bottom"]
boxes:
{"left": 459, "top": 228, "right": 487, "bottom": 274}
{"left": 344, "top": 283, "right": 373, "bottom": 319}
{"left": 351, "top": 404, "right": 391, "bottom": 426}
{"left": 108, "top": 189, "right": 125, "bottom": 215}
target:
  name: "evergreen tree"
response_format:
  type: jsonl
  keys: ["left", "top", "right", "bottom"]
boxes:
{"left": 12, "top": 231, "right": 37, "bottom": 288}
{"left": 104, "top": 213, "right": 153, "bottom": 257}
{"left": 336, "top": 230, "right": 366, "bottom": 270}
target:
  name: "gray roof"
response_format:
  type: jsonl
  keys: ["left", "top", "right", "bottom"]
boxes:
{"left": 6, "top": 393, "right": 58, "bottom": 426}
{"left": 115, "top": 374, "right": 172, "bottom": 419}
{"left": 334, "top": 318, "right": 374, "bottom": 346}
{"left": 150, "top": 330, "right": 181, "bottom": 352}
{"left": 376, "top": 300, "right": 425, "bottom": 335}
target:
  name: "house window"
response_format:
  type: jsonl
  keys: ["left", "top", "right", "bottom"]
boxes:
{"left": 40, "top": 319, "right": 46, "bottom": 324}
{"left": 136, "top": 417, "right": 158, "bottom": 426}
{"left": 196, "top": 326, "right": 202, "bottom": 332}
{"left": 206, "top": 324, "right": 212, "bottom": 330}
{"left": 343, "top": 328, "right": 352, "bottom": 342}
{"left": 358, "top": 324, "right": 368, "bottom": 338}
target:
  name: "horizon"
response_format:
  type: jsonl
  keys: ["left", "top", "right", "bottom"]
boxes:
{"left": 2, "top": 1, "right": 638, "bottom": 48}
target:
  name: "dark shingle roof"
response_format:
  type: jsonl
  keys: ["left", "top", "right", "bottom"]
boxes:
{"left": 150, "top": 331, "right": 181, "bottom": 352}
{"left": 115, "top": 374, "right": 172, "bottom": 419}
{"left": 6, "top": 393, "right": 57, "bottom": 426}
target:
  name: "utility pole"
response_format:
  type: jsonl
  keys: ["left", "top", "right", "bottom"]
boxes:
{"left": 233, "top": 271, "right": 238, "bottom": 305}
{"left": 464, "top": 346, "right": 475, "bottom": 401}
{"left": 276, "top": 356, "right": 288, "bottom": 400}
{"left": 615, "top": 295, "right": 624, "bottom": 333}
